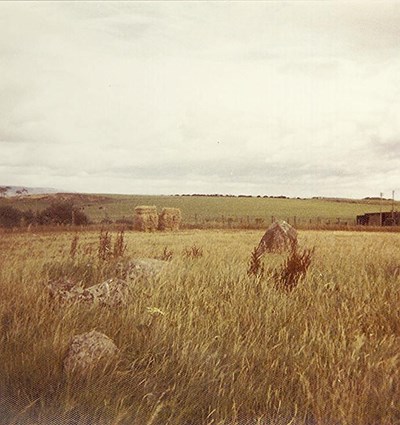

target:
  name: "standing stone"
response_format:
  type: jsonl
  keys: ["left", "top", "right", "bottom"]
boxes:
{"left": 255, "top": 220, "right": 297, "bottom": 256}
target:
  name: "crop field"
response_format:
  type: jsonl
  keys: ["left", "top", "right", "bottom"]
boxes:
{"left": 0, "top": 228, "right": 399, "bottom": 424}
{"left": 1, "top": 193, "right": 399, "bottom": 228}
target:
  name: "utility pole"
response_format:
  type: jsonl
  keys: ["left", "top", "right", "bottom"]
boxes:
{"left": 380, "top": 192, "right": 383, "bottom": 226}
{"left": 392, "top": 190, "right": 395, "bottom": 223}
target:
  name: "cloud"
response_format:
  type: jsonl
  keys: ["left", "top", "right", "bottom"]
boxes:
{"left": 1, "top": 2, "right": 400, "bottom": 198}
{"left": 371, "top": 136, "right": 400, "bottom": 159}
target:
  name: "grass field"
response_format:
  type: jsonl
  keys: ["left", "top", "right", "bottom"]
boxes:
{"left": 0, "top": 228, "right": 399, "bottom": 424}
{"left": 1, "top": 193, "right": 399, "bottom": 227}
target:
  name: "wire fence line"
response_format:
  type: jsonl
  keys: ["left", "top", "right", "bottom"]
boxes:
{"left": 2, "top": 215, "right": 400, "bottom": 234}
{"left": 184, "top": 214, "right": 358, "bottom": 229}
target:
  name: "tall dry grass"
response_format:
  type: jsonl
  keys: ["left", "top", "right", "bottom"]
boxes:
{"left": 0, "top": 229, "right": 399, "bottom": 424}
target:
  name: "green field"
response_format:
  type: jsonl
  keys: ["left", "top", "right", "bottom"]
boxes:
{"left": 0, "top": 228, "right": 399, "bottom": 424}
{"left": 1, "top": 193, "right": 398, "bottom": 227}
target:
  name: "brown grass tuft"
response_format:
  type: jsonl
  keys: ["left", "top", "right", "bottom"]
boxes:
{"left": 183, "top": 244, "right": 203, "bottom": 259}
{"left": 273, "top": 242, "right": 314, "bottom": 291}
{"left": 69, "top": 233, "right": 79, "bottom": 259}
{"left": 247, "top": 247, "right": 264, "bottom": 278}
{"left": 158, "top": 246, "right": 173, "bottom": 261}
{"left": 113, "top": 230, "right": 127, "bottom": 259}
{"left": 98, "top": 229, "right": 112, "bottom": 262}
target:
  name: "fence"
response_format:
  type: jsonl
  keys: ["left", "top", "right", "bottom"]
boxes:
{"left": 2, "top": 216, "right": 400, "bottom": 234}
{"left": 182, "top": 215, "right": 359, "bottom": 230}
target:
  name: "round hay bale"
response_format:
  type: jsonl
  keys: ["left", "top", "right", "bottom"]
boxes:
{"left": 134, "top": 205, "right": 158, "bottom": 232}
{"left": 63, "top": 330, "right": 118, "bottom": 376}
{"left": 158, "top": 207, "right": 182, "bottom": 231}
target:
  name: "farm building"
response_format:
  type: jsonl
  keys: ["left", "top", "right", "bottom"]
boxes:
{"left": 356, "top": 211, "right": 400, "bottom": 226}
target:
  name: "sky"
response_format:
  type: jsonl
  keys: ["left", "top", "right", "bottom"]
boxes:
{"left": 1, "top": 1, "right": 400, "bottom": 198}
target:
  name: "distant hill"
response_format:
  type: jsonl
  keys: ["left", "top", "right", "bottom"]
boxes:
{"left": 0, "top": 185, "right": 63, "bottom": 197}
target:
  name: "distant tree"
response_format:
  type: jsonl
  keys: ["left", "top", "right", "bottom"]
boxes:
{"left": 21, "top": 209, "right": 36, "bottom": 226}
{"left": 0, "top": 186, "right": 10, "bottom": 197}
{"left": 37, "top": 201, "right": 89, "bottom": 225}
{"left": 15, "top": 188, "right": 28, "bottom": 197}
{"left": 0, "top": 206, "right": 22, "bottom": 228}
{"left": 73, "top": 208, "right": 90, "bottom": 225}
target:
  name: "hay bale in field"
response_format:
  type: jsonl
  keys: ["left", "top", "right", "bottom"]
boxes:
{"left": 158, "top": 207, "right": 182, "bottom": 231}
{"left": 255, "top": 220, "right": 297, "bottom": 256}
{"left": 134, "top": 206, "right": 158, "bottom": 232}
{"left": 63, "top": 330, "right": 118, "bottom": 376}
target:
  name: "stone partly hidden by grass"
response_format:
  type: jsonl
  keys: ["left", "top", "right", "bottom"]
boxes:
{"left": 48, "top": 258, "right": 168, "bottom": 306}
{"left": 63, "top": 330, "right": 119, "bottom": 376}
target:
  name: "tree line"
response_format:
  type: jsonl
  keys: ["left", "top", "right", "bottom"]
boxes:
{"left": 0, "top": 201, "right": 89, "bottom": 228}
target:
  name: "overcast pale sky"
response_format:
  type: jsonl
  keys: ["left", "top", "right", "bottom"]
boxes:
{"left": 1, "top": 1, "right": 400, "bottom": 198}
